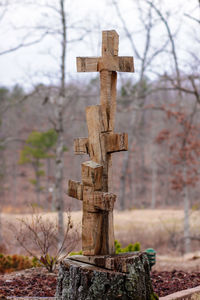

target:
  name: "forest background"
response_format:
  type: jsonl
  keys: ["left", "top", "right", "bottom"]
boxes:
{"left": 0, "top": 0, "right": 199, "bottom": 256}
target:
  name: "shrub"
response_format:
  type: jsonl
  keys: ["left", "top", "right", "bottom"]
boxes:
{"left": 69, "top": 250, "right": 82, "bottom": 256}
{"left": 0, "top": 253, "right": 37, "bottom": 274}
{"left": 115, "top": 240, "right": 141, "bottom": 254}
{"left": 70, "top": 240, "right": 141, "bottom": 256}
{"left": 13, "top": 210, "right": 80, "bottom": 272}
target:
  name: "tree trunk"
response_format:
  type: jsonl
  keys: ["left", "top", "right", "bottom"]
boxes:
{"left": 137, "top": 110, "right": 147, "bottom": 201}
{"left": 119, "top": 111, "right": 137, "bottom": 210}
{"left": 56, "top": 252, "right": 156, "bottom": 300}
{"left": 151, "top": 144, "right": 157, "bottom": 209}
{"left": 55, "top": 120, "right": 64, "bottom": 247}
{"left": 119, "top": 150, "right": 130, "bottom": 210}
{"left": 118, "top": 80, "right": 147, "bottom": 210}
{"left": 183, "top": 163, "right": 191, "bottom": 254}
{"left": 51, "top": 182, "right": 56, "bottom": 212}
{"left": 127, "top": 167, "right": 134, "bottom": 208}
{"left": 33, "top": 163, "right": 41, "bottom": 206}
{"left": 45, "top": 158, "right": 51, "bottom": 208}
{"left": 12, "top": 158, "right": 17, "bottom": 205}
{"left": 0, "top": 213, "right": 3, "bottom": 249}
{"left": 54, "top": 0, "right": 67, "bottom": 248}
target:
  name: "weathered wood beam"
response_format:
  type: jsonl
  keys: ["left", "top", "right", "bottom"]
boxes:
{"left": 83, "top": 188, "right": 116, "bottom": 212}
{"left": 74, "top": 138, "right": 89, "bottom": 155}
{"left": 102, "top": 30, "right": 119, "bottom": 57}
{"left": 86, "top": 105, "right": 111, "bottom": 191}
{"left": 81, "top": 161, "right": 103, "bottom": 190}
{"left": 100, "top": 70, "right": 117, "bottom": 131}
{"left": 118, "top": 57, "right": 134, "bottom": 72}
{"left": 98, "top": 56, "right": 134, "bottom": 72}
{"left": 82, "top": 186, "right": 115, "bottom": 255}
{"left": 77, "top": 56, "right": 134, "bottom": 73}
{"left": 77, "top": 31, "right": 133, "bottom": 74}
{"left": 68, "top": 180, "right": 83, "bottom": 200}
{"left": 77, "top": 57, "right": 98, "bottom": 72}
{"left": 98, "top": 57, "right": 118, "bottom": 72}
{"left": 93, "top": 191, "right": 116, "bottom": 211}
{"left": 86, "top": 105, "right": 108, "bottom": 135}
{"left": 70, "top": 30, "right": 134, "bottom": 256}
{"left": 105, "top": 132, "right": 128, "bottom": 153}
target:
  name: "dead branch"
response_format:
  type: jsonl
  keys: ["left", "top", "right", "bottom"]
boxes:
{"left": 146, "top": 0, "right": 181, "bottom": 91}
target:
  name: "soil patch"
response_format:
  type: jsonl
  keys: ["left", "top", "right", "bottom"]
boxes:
{"left": 0, "top": 268, "right": 57, "bottom": 298}
{"left": 0, "top": 266, "right": 200, "bottom": 298}
{"left": 152, "top": 270, "right": 200, "bottom": 297}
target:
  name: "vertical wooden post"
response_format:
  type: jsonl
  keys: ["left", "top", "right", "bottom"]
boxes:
{"left": 68, "top": 30, "right": 134, "bottom": 255}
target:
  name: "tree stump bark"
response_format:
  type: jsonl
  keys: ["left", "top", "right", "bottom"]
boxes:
{"left": 56, "top": 252, "right": 156, "bottom": 300}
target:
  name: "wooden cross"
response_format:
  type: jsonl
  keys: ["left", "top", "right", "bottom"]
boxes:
{"left": 68, "top": 30, "right": 134, "bottom": 255}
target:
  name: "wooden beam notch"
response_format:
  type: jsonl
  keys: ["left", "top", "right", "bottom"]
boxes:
{"left": 74, "top": 138, "right": 89, "bottom": 155}
{"left": 68, "top": 180, "right": 83, "bottom": 200}
{"left": 83, "top": 186, "right": 116, "bottom": 212}
{"left": 105, "top": 132, "right": 128, "bottom": 153}
{"left": 82, "top": 185, "right": 116, "bottom": 256}
{"left": 81, "top": 161, "right": 103, "bottom": 190}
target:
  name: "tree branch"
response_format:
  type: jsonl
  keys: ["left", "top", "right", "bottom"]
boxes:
{"left": 0, "top": 137, "right": 25, "bottom": 147}
{"left": 112, "top": 0, "right": 141, "bottom": 60}
{"left": 146, "top": 0, "right": 181, "bottom": 91}
{"left": 0, "top": 31, "right": 48, "bottom": 56}
{"left": 184, "top": 13, "right": 200, "bottom": 24}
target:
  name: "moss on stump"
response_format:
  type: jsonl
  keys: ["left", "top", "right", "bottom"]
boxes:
{"left": 56, "top": 252, "right": 155, "bottom": 300}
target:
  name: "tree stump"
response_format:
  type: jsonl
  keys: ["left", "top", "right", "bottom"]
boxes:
{"left": 56, "top": 252, "right": 156, "bottom": 300}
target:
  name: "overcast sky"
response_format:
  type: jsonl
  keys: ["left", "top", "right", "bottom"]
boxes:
{"left": 0, "top": 0, "right": 198, "bottom": 90}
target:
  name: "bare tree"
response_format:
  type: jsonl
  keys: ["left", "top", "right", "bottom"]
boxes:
{"left": 30, "top": 0, "right": 90, "bottom": 246}
{"left": 0, "top": 2, "right": 48, "bottom": 56}
{"left": 146, "top": 0, "right": 181, "bottom": 91}
{"left": 112, "top": 0, "right": 168, "bottom": 209}
{"left": 147, "top": 0, "right": 200, "bottom": 253}
{"left": 53, "top": 0, "right": 67, "bottom": 247}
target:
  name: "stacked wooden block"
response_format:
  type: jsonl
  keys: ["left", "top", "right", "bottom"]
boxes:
{"left": 68, "top": 30, "right": 134, "bottom": 256}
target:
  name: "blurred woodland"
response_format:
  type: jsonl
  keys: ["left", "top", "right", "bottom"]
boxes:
{"left": 0, "top": 0, "right": 199, "bottom": 254}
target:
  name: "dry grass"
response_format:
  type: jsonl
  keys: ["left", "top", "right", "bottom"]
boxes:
{"left": 114, "top": 209, "right": 200, "bottom": 255}
{"left": 1, "top": 209, "right": 200, "bottom": 255}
